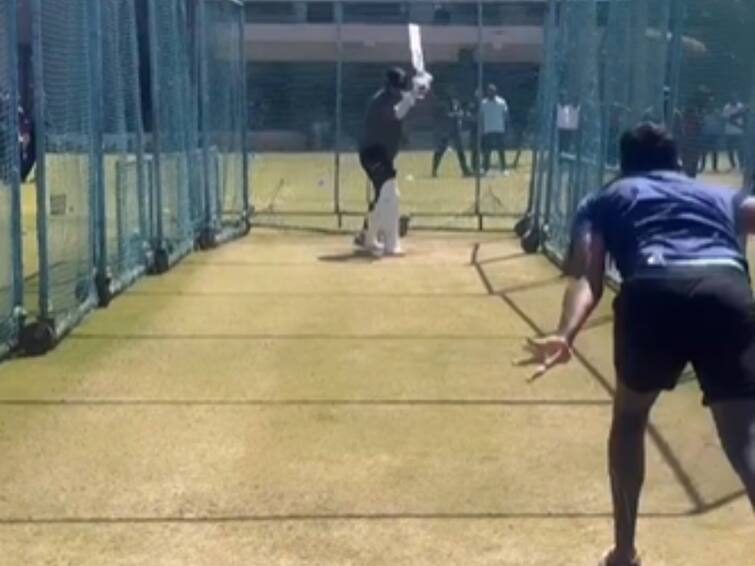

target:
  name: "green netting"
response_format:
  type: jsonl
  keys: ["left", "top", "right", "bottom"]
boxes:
{"left": 478, "top": 1, "right": 538, "bottom": 223}
{"left": 246, "top": 7, "right": 337, "bottom": 224}
{"left": 148, "top": 0, "right": 200, "bottom": 261}
{"left": 675, "top": 0, "right": 755, "bottom": 187}
{"left": 31, "top": 0, "right": 97, "bottom": 326}
{"left": 201, "top": 0, "right": 248, "bottom": 238}
{"left": 0, "top": 0, "right": 251, "bottom": 353}
{"left": 245, "top": 1, "right": 538, "bottom": 231}
{"left": 100, "top": 0, "right": 150, "bottom": 291}
{"left": 0, "top": 0, "right": 21, "bottom": 352}
{"left": 338, "top": 1, "right": 484, "bottom": 225}
{"left": 528, "top": 0, "right": 755, "bottom": 265}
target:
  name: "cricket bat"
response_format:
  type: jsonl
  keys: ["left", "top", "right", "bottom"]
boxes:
{"left": 408, "top": 23, "right": 425, "bottom": 75}
{"left": 408, "top": 23, "right": 432, "bottom": 98}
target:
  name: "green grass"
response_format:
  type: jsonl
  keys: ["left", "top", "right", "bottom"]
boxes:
{"left": 22, "top": 148, "right": 747, "bottom": 312}
{"left": 250, "top": 150, "right": 533, "bottom": 220}
{"left": 20, "top": 149, "right": 748, "bottom": 283}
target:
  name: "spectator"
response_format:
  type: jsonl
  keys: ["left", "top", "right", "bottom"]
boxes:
{"left": 699, "top": 102, "right": 723, "bottom": 173}
{"left": 479, "top": 83, "right": 509, "bottom": 175}
{"left": 431, "top": 93, "right": 471, "bottom": 177}
{"left": 465, "top": 93, "right": 481, "bottom": 173}
{"left": 679, "top": 100, "right": 703, "bottom": 178}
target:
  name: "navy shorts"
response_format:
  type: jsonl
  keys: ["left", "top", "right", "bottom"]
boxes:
{"left": 613, "top": 267, "right": 755, "bottom": 404}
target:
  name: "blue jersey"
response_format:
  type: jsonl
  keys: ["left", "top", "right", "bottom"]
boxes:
{"left": 571, "top": 171, "right": 748, "bottom": 279}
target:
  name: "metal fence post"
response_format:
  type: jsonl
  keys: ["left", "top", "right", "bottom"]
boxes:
{"left": 746, "top": 56, "right": 755, "bottom": 191}
{"left": 196, "top": 0, "right": 213, "bottom": 239}
{"left": 89, "top": 0, "right": 109, "bottom": 303}
{"left": 7, "top": 0, "right": 23, "bottom": 317}
{"left": 238, "top": 0, "right": 251, "bottom": 222}
{"left": 30, "top": 0, "right": 50, "bottom": 319}
{"left": 147, "top": 0, "right": 165, "bottom": 255}
{"left": 667, "top": 0, "right": 684, "bottom": 126}
{"left": 475, "top": 1, "right": 483, "bottom": 230}
{"left": 128, "top": 0, "right": 150, "bottom": 251}
{"left": 334, "top": 1, "right": 343, "bottom": 228}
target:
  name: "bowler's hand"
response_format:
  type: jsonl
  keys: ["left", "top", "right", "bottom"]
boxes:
{"left": 515, "top": 335, "right": 572, "bottom": 382}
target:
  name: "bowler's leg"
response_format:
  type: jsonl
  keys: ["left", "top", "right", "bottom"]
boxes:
{"left": 607, "top": 382, "right": 661, "bottom": 563}
{"left": 710, "top": 399, "right": 755, "bottom": 509}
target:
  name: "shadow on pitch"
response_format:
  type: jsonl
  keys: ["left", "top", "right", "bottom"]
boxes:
{"left": 318, "top": 250, "right": 380, "bottom": 263}
{"left": 470, "top": 242, "right": 708, "bottom": 513}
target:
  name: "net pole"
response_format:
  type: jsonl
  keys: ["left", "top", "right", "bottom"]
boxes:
{"left": 654, "top": 0, "right": 673, "bottom": 121}
{"left": 475, "top": 0, "right": 482, "bottom": 230}
{"left": 334, "top": 1, "right": 343, "bottom": 227}
{"left": 533, "top": 0, "right": 557, "bottom": 232}
{"left": 89, "top": 0, "right": 108, "bottom": 299}
{"left": 127, "top": 0, "right": 149, "bottom": 248}
{"left": 30, "top": 0, "right": 50, "bottom": 319}
{"left": 238, "top": 0, "right": 250, "bottom": 221}
{"left": 147, "top": 0, "right": 165, "bottom": 249}
{"left": 745, "top": 56, "right": 755, "bottom": 191}
{"left": 541, "top": 0, "right": 558, "bottom": 235}
{"left": 7, "top": 0, "right": 23, "bottom": 311}
{"left": 207, "top": 2, "right": 221, "bottom": 232}
{"left": 197, "top": 0, "right": 213, "bottom": 234}
{"left": 667, "top": 0, "right": 684, "bottom": 126}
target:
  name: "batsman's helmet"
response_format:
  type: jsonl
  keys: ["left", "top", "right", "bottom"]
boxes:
{"left": 385, "top": 67, "right": 409, "bottom": 91}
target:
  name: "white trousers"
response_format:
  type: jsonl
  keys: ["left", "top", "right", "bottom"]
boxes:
{"left": 366, "top": 178, "right": 401, "bottom": 254}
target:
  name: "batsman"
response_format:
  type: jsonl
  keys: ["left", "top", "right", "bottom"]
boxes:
{"left": 354, "top": 25, "right": 432, "bottom": 256}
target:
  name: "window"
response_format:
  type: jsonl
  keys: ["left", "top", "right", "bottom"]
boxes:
{"left": 483, "top": 3, "right": 547, "bottom": 26}
{"left": 342, "top": 2, "right": 408, "bottom": 25}
{"left": 306, "top": 2, "right": 334, "bottom": 24}
{"left": 245, "top": 2, "right": 297, "bottom": 24}
{"left": 435, "top": 3, "right": 478, "bottom": 26}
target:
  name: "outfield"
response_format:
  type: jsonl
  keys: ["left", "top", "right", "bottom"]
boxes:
{"left": 19, "top": 148, "right": 745, "bottom": 308}
{"left": 20, "top": 148, "right": 746, "bottom": 254}
{"left": 250, "top": 150, "right": 532, "bottom": 229}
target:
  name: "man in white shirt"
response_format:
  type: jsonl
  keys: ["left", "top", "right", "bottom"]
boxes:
{"left": 479, "top": 84, "right": 509, "bottom": 175}
{"left": 722, "top": 95, "right": 747, "bottom": 170}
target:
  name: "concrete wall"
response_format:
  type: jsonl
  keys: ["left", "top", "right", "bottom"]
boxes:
{"left": 246, "top": 24, "right": 543, "bottom": 64}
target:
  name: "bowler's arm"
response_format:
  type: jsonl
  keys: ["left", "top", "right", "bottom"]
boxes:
{"left": 557, "top": 228, "right": 607, "bottom": 345}
{"left": 516, "top": 228, "right": 606, "bottom": 379}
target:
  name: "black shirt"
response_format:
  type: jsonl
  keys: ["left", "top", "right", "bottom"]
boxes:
{"left": 434, "top": 99, "right": 464, "bottom": 136}
{"left": 360, "top": 88, "right": 403, "bottom": 160}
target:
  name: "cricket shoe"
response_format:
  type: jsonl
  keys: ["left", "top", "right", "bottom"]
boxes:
{"left": 383, "top": 245, "right": 405, "bottom": 257}
{"left": 354, "top": 232, "right": 384, "bottom": 257}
